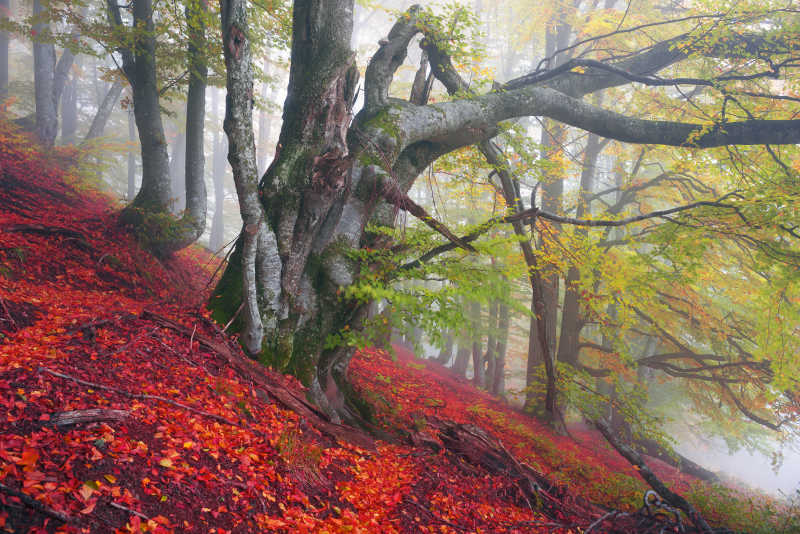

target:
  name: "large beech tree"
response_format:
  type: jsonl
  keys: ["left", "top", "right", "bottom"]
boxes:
{"left": 215, "top": 1, "right": 800, "bottom": 425}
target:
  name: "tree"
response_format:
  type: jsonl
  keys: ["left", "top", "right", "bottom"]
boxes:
{"left": 212, "top": 1, "right": 800, "bottom": 427}
{"left": 107, "top": 0, "right": 210, "bottom": 254}
{"left": 31, "top": 0, "right": 76, "bottom": 147}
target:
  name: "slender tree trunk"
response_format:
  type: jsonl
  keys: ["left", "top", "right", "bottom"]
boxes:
{"left": 31, "top": 0, "right": 76, "bottom": 146}
{"left": 470, "top": 300, "right": 484, "bottom": 387}
{"left": 61, "top": 71, "right": 78, "bottom": 144}
{"left": 0, "top": 0, "right": 8, "bottom": 100}
{"left": 436, "top": 332, "right": 454, "bottom": 365}
{"left": 556, "top": 133, "right": 604, "bottom": 368}
{"left": 32, "top": 0, "right": 58, "bottom": 147}
{"left": 180, "top": 0, "right": 208, "bottom": 242}
{"left": 484, "top": 298, "right": 499, "bottom": 390}
{"left": 169, "top": 131, "right": 187, "bottom": 212}
{"left": 84, "top": 80, "right": 124, "bottom": 142}
{"left": 492, "top": 300, "right": 509, "bottom": 395}
{"left": 127, "top": 109, "right": 137, "bottom": 201}
{"left": 126, "top": 0, "right": 172, "bottom": 212}
{"left": 209, "top": 88, "right": 227, "bottom": 252}
{"left": 453, "top": 340, "right": 471, "bottom": 377}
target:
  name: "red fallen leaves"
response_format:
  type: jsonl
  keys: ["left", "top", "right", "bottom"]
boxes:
{"left": 0, "top": 116, "right": 720, "bottom": 534}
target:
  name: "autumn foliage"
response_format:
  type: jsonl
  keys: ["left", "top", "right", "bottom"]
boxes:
{"left": 0, "top": 119, "right": 791, "bottom": 533}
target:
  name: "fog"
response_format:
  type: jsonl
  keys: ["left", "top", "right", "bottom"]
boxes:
{"left": 675, "top": 425, "right": 800, "bottom": 498}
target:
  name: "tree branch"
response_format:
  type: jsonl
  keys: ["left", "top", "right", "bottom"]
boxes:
{"left": 363, "top": 4, "right": 421, "bottom": 111}
{"left": 595, "top": 419, "right": 713, "bottom": 533}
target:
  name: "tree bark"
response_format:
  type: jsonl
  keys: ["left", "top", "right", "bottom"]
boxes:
{"left": 179, "top": 0, "right": 208, "bottom": 243}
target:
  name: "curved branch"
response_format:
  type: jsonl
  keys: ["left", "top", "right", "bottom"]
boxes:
{"left": 392, "top": 87, "right": 800, "bottom": 152}
{"left": 363, "top": 4, "right": 421, "bottom": 111}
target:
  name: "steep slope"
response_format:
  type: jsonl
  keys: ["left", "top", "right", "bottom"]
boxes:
{"left": 0, "top": 119, "right": 793, "bottom": 534}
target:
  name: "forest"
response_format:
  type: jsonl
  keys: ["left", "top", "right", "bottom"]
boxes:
{"left": 1, "top": 0, "right": 799, "bottom": 532}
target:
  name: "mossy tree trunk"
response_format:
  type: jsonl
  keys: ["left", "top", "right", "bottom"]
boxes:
{"left": 211, "top": 0, "right": 800, "bottom": 427}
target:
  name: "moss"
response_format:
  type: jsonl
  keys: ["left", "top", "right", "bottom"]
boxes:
{"left": 208, "top": 237, "right": 244, "bottom": 332}
{"left": 120, "top": 207, "right": 197, "bottom": 258}
{"left": 363, "top": 106, "right": 404, "bottom": 147}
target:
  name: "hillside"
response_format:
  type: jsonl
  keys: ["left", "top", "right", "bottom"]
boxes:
{"left": 0, "top": 120, "right": 791, "bottom": 533}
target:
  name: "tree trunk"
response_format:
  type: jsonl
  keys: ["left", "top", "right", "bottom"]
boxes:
{"left": 84, "top": 80, "right": 124, "bottom": 142}
{"left": 453, "top": 301, "right": 471, "bottom": 376}
{"left": 112, "top": 0, "right": 205, "bottom": 254}
{"left": 556, "top": 133, "right": 604, "bottom": 368}
{"left": 123, "top": 0, "right": 172, "bottom": 212}
{"left": 435, "top": 332, "right": 454, "bottom": 365}
{"left": 470, "top": 300, "right": 484, "bottom": 387}
{"left": 169, "top": 131, "right": 187, "bottom": 213}
{"left": 0, "top": 0, "right": 8, "bottom": 100}
{"left": 492, "top": 300, "right": 509, "bottom": 395}
{"left": 484, "top": 298, "right": 499, "bottom": 390}
{"left": 32, "top": 0, "right": 58, "bottom": 147}
{"left": 61, "top": 71, "right": 78, "bottom": 144}
{"left": 127, "top": 109, "right": 137, "bottom": 201}
{"left": 209, "top": 88, "right": 227, "bottom": 252}
{"left": 179, "top": 0, "right": 208, "bottom": 244}
{"left": 537, "top": 15, "right": 573, "bottom": 362}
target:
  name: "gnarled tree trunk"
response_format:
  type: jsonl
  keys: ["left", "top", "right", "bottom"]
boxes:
{"left": 211, "top": 0, "right": 800, "bottom": 428}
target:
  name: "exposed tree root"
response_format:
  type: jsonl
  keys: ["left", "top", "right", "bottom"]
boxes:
{"left": 0, "top": 482, "right": 73, "bottom": 523}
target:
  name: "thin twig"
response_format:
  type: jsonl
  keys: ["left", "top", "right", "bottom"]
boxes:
{"left": 223, "top": 301, "right": 244, "bottom": 332}
{"left": 189, "top": 324, "right": 197, "bottom": 353}
{"left": 108, "top": 501, "right": 150, "bottom": 520}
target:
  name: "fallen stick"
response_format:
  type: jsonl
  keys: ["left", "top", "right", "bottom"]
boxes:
{"left": 38, "top": 367, "right": 240, "bottom": 428}
{"left": 594, "top": 418, "right": 713, "bottom": 533}
{"left": 108, "top": 501, "right": 149, "bottom": 520}
{"left": 0, "top": 482, "right": 72, "bottom": 523}
{"left": 48, "top": 409, "right": 130, "bottom": 428}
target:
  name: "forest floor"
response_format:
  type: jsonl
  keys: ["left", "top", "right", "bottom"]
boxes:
{"left": 0, "top": 119, "right": 794, "bottom": 534}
